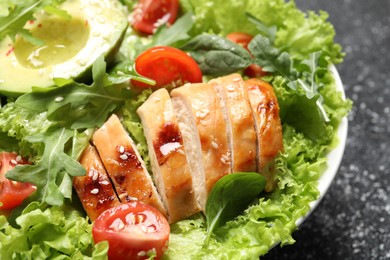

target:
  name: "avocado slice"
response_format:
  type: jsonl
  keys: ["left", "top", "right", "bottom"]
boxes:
{"left": 0, "top": 0, "right": 128, "bottom": 96}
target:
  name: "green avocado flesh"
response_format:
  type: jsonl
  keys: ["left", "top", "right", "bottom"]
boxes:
{"left": 14, "top": 18, "right": 90, "bottom": 69}
{"left": 0, "top": 0, "right": 128, "bottom": 96}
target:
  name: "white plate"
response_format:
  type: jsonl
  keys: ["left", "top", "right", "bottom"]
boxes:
{"left": 296, "top": 65, "right": 348, "bottom": 226}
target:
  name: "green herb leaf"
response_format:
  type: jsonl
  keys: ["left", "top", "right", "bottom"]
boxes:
{"left": 0, "top": 0, "right": 42, "bottom": 43}
{"left": 5, "top": 128, "right": 86, "bottom": 206}
{"left": 108, "top": 60, "right": 156, "bottom": 86}
{"left": 15, "top": 56, "right": 132, "bottom": 129}
{"left": 181, "top": 34, "right": 252, "bottom": 76}
{"left": 249, "top": 35, "right": 331, "bottom": 125}
{"left": 0, "top": 132, "right": 19, "bottom": 152}
{"left": 205, "top": 172, "right": 266, "bottom": 243}
{"left": 248, "top": 34, "right": 295, "bottom": 80}
{"left": 152, "top": 12, "right": 194, "bottom": 47}
{"left": 43, "top": 5, "right": 71, "bottom": 20}
{"left": 245, "top": 12, "right": 277, "bottom": 42}
{"left": 0, "top": 0, "right": 66, "bottom": 44}
{"left": 117, "top": 12, "right": 195, "bottom": 61}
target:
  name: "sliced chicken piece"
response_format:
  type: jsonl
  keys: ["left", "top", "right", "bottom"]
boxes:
{"left": 92, "top": 114, "right": 167, "bottom": 217}
{"left": 171, "top": 83, "right": 231, "bottom": 210}
{"left": 137, "top": 88, "right": 201, "bottom": 223}
{"left": 244, "top": 78, "right": 283, "bottom": 191}
{"left": 73, "top": 144, "right": 120, "bottom": 221}
{"left": 210, "top": 74, "right": 257, "bottom": 173}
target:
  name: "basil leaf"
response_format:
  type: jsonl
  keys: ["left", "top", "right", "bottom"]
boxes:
{"left": 205, "top": 172, "right": 266, "bottom": 242}
{"left": 181, "top": 34, "right": 252, "bottom": 76}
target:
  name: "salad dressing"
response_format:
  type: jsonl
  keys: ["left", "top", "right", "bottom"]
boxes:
{"left": 14, "top": 18, "right": 90, "bottom": 69}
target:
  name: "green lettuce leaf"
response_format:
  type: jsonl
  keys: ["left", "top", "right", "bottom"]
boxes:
{"left": 0, "top": 202, "right": 108, "bottom": 259}
{"left": 0, "top": 102, "right": 52, "bottom": 158}
{"left": 180, "top": 0, "right": 343, "bottom": 64}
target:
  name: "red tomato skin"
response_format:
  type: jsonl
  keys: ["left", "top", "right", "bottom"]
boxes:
{"left": 226, "top": 32, "right": 253, "bottom": 49}
{"left": 0, "top": 152, "right": 36, "bottom": 210}
{"left": 244, "top": 64, "right": 268, "bottom": 78}
{"left": 226, "top": 32, "right": 269, "bottom": 78}
{"left": 132, "top": 46, "right": 203, "bottom": 89}
{"left": 92, "top": 202, "right": 170, "bottom": 260}
{"left": 131, "top": 0, "right": 179, "bottom": 35}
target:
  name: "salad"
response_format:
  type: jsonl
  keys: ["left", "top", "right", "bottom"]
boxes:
{"left": 0, "top": 0, "right": 352, "bottom": 259}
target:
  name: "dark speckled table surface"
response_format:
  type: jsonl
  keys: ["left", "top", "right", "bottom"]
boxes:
{"left": 263, "top": 1, "right": 390, "bottom": 260}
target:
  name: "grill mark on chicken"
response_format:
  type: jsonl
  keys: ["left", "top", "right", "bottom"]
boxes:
{"left": 73, "top": 144, "right": 120, "bottom": 220}
{"left": 93, "top": 114, "right": 167, "bottom": 217}
{"left": 82, "top": 171, "right": 118, "bottom": 210}
{"left": 153, "top": 122, "right": 183, "bottom": 166}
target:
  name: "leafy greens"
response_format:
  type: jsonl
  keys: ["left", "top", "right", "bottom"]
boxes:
{"left": 0, "top": 0, "right": 68, "bottom": 45}
{"left": 0, "top": 0, "right": 353, "bottom": 259}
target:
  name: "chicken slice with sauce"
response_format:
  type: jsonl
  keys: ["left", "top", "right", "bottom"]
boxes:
{"left": 73, "top": 144, "right": 120, "bottom": 221}
{"left": 137, "top": 88, "right": 201, "bottom": 223}
{"left": 244, "top": 78, "right": 283, "bottom": 191}
{"left": 171, "top": 83, "right": 231, "bottom": 211}
{"left": 92, "top": 114, "right": 167, "bottom": 217}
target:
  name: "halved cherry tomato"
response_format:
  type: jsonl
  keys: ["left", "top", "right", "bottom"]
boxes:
{"left": 0, "top": 152, "right": 36, "bottom": 210}
{"left": 132, "top": 46, "right": 203, "bottom": 89}
{"left": 92, "top": 202, "right": 170, "bottom": 260}
{"left": 226, "top": 32, "right": 268, "bottom": 78}
{"left": 131, "top": 0, "right": 179, "bottom": 35}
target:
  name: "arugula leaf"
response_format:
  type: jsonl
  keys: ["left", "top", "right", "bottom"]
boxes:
{"left": 15, "top": 56, "right": 132, "bottom": 129}
{"left": 0, "top": 0, "right": 43, "bottom": 44}
{"left": 117, "top": 13, "right": 195, "bottom": 61}
{"left": 292, "top": 52, "right": 330, "bottom": 122}
{"left": 0, "top": 0, "right": 66, "bottom": 45}
{"left": 181, "top": 34, "right": 252, "bottom": 76}
{"left": 152, "top": 12, "right": 194, "bottom": 47}
{"left": 6, "top": 128, "right": 86, "bottom": 206}
{"left": 245, "top": 12, "right": 277, "bottom": 43}
{"left": 205, "top": 172, "right": 266, "bottom": 243}
{"left": 249, "top": 35, "right": 330, "bottom": 125}
{"left": 108, "top": 60, "right": 155, "bottom": 86}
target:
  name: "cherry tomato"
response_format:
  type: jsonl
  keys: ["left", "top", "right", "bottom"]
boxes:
{"left": 244, "top": 64, "right": 268, "bottom": 78}
{"left": 226, "top": 32, "right": 268, "bottom": 78}
{"left": 132, "top": 46, "right": 203, "bottom": 89}
{"left": 92, "top": 202, "right": 170, "bottom": 260}
{"left": 0, "top": 152, "right": 36, "bottom": 210}
{"left": 131, "top": 0, "right": 179, "bottom": 35}
{"left": 226, "top": 32, "right": 253, "bottom": 49}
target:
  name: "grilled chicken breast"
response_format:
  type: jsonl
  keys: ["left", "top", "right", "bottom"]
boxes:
{"left": 92, "top": 114, "right": 167, "bottom": 217}
{"left": 137, "top": 88, "right": 201, "bottom": 223}
{"left": 244, "top": 78, "right": 283, "bottom": 191}
{"left": 171, "top": 83, "right": 231, "bottom": 210}
{"left": 210, "top": 74, "right": 257, "bottom": 173}
{"left": 73, "top": 144, "right": 120, "bottom": 221}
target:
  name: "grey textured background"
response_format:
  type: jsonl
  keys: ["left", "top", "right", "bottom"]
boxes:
{"left": 263, "top": 1, "right": 390, "bottom": 259}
